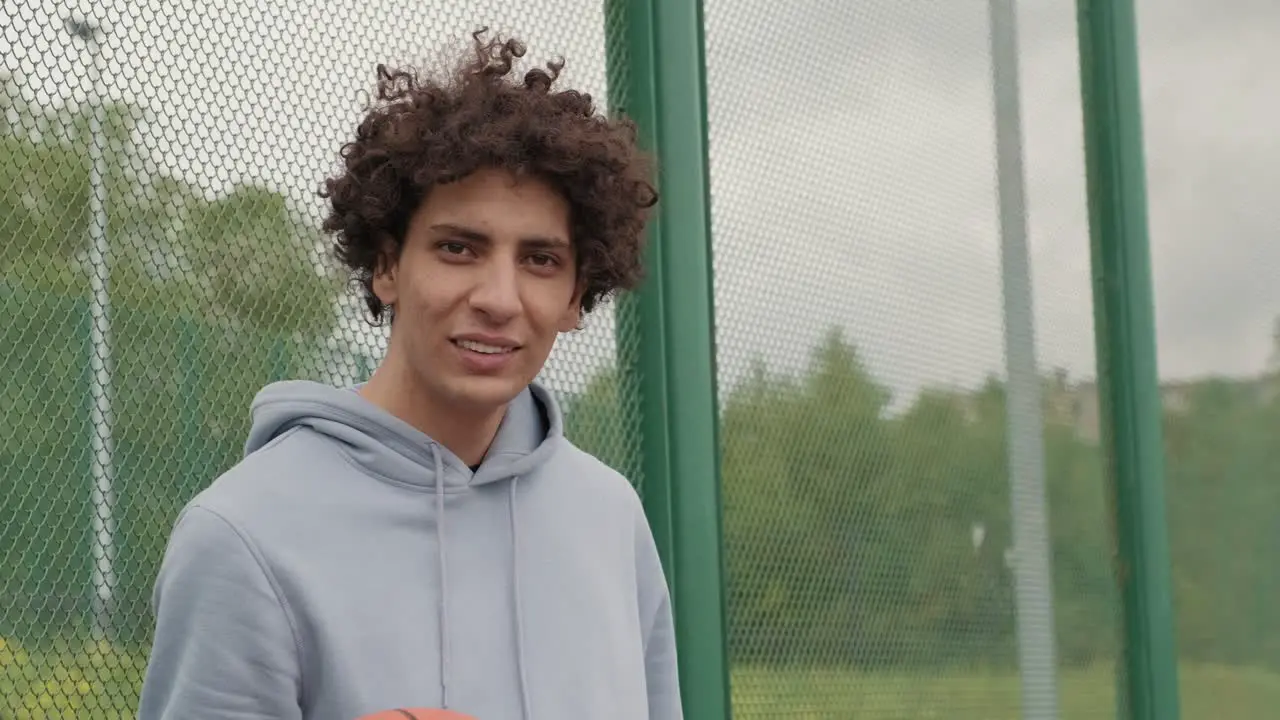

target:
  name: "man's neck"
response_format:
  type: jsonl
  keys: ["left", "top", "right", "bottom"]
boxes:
{"left": 357, "top": 358, "right": 505, "bottom": 468}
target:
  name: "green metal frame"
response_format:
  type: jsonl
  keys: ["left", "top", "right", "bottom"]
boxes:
{"left": 604, "top": 0, "right": 733, "bottom": 718}
{"left": 1075, "top": 1, "right": 1181, "bottom": 719}
{"left": 603, "top": 0, "right": 672, "bottom": 591}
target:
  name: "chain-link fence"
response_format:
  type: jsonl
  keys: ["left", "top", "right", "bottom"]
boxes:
{"left": 1, "top": 1, "right": 631, "bottom": 716}
{"left": 702, "top": 1, "right": 1121, "bottom": 717}
{"left": 1134, "top": 0, "right": 1280, "bottom": 717}
{"left": 4, "top": 0, "right": 1277, "bottom": 718}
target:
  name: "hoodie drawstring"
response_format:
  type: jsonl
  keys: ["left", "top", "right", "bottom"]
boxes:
{"left": 433, "top": 445, "right": 451, "bottom": 710}
{"left": 510, "top": 477, "right": 532, "bottom": 719}
{"left": 433, "top": 445, "right": 532, "bottom": 720}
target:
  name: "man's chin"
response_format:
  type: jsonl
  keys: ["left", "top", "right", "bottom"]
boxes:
{"left": 438, "top": 374, "right": 529, "bottom": 412}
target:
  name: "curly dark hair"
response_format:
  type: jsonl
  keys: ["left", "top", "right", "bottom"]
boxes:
{"left": 319, "top": 28, "right": 659, "bottom": 324}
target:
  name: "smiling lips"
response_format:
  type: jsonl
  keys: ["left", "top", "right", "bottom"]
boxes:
{"left": 451, "top": 336, "right": 521, "bottom": 372}
{"left": 455, "top": 338, "right": 514, "bottom": 355}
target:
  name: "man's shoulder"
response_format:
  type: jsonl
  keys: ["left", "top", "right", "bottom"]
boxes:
{"left": 546, "top": 436, "right": 643, "bottom": 499}
{"left": 181, "top": 425, "right": 334, "bottom": 532}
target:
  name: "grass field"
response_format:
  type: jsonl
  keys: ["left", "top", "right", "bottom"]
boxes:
{"left": 730, "top": 662, "right": 1280, "bottom": 719}
{"left": 3, "top": 635, "right": 1279, "bottom": 718}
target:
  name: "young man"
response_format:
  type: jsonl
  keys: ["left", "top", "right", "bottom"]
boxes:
{"left": 137, "top": 30, "right": 680, "bottom": 720}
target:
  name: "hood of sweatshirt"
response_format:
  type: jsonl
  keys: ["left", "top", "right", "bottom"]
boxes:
{"left": 242, "top": 378, "right": 565, "bottom": 716}
{"left": 244, "top": 378, "right": 564, "bottom": 489}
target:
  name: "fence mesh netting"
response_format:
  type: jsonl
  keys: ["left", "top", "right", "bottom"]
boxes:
{"left": 702, "top": 1, "right": 1125, "bottom": 717}
{"left": 5, "top": 0, "right": 1278, "bottom": 718}
{"left": 1, "top": 1, "right": 630, "bottom": 716}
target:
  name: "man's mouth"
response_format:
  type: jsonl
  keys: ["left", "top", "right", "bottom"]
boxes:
{"left": 453, "top": 338, "right": 517, "bottom": 355}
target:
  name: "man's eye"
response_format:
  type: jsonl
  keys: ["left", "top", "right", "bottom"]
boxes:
{"left": 440, "top": 242, "right": 469, "bottom": 255}
{"left": 529, "top": 253, "right": 558, "bottom": 267}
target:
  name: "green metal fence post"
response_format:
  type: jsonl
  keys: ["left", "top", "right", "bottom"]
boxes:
{"left": 1074, "top": 1, "right": 1181, "bottom": 719}
{"left": 604, "top": 0, "right": 674, "bottom": 587}
{"left": 604, "top": 0, "right": 733, "bottom": 717}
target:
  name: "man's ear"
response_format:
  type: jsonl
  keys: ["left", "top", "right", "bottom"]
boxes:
{"left": 370, "top": 243, "right": 400, "bottom": 309}
{"left": 557, "top": 285, "right": 585, "bottom": 332}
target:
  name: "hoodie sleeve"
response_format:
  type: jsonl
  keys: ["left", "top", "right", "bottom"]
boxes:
{"left": 635, "top": 505, "right": 684, "bottom": 720}
{"left": 138, "top": 504, "right": 303, "bottom": 720}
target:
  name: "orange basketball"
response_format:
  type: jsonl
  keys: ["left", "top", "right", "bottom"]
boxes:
{"left": 354, "top": 710, "right": 476, "bottom": 720}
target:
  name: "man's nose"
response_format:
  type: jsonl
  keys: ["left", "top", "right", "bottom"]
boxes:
{"left": 468, "top": 260, "right": 521, "bottom": 323}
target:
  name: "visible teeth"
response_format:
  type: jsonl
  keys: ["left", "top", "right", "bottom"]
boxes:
{"left": 457, "top": 339, "right": 510, "bottom": 355}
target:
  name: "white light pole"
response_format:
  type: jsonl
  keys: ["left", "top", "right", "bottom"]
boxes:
{"left": 987, "top": 0, "right": 1060, "bottom": 718}
{"left": 66, "top": 15, "right": 117, "bottom": 642}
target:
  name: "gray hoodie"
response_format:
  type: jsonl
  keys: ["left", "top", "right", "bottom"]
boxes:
{"left": 137, "top": 379, "right": 681, "bottom": 720}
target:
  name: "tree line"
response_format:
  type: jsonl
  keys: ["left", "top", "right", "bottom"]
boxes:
{"left": 568, "top": 329, "right": 1280, "bottom": 672}
{"left": 1, "top": 88, "right": 340, "bottom": 646}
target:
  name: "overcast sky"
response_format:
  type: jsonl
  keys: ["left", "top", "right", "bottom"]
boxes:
{"left": 3, "top": 0, "right": 1277, "bottom": 407}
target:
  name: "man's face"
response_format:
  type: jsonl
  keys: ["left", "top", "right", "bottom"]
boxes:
{"left": 372, "top": 167, "right": 581, "bottom": 415}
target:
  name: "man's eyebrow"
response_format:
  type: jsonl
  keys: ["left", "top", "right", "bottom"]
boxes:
{"left": 522, "top": 236, "right": 571, "bottom": 250}
{"left": 428, "top": 223, "right": 569, "bottom": 249}
{"left": 428, "top": 223, "right": 489, "bottom": 241}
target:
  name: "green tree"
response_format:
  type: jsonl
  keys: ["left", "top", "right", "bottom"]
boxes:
{"left": 716, "top": 329, "right": 1124, "bottom": 671}
{"left": 561, "top": 365, "right": 641, "bottom": 481}
{"left": 1, "top": 94, "right": 343, "bottom": 647}
{"left": 721, "top": 359, "right": 832, "bottom": 665}
{"left": 1164, "top": 376, "right": 1280, "bottom": 668}
{"left": 885, "top": 380, "right": 1015, "bottom": 665}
